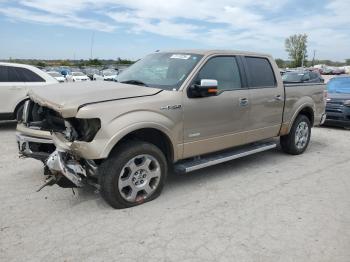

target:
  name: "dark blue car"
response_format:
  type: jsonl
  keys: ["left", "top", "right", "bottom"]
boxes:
{"left": 324, "top": 77, "right": 350, "bottom": 128}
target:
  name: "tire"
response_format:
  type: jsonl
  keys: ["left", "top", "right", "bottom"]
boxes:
{"left": 280, "top": 114, "right": 311, "bottom": 155}
{"left": 99, "top": 140, "right": 168, "bottom": 209}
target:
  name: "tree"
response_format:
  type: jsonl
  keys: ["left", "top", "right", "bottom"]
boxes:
{"left": 285, "top": 34, "right": 308, "bottom": 68}
{"left": 87, "top": 58, "right": 103, "bottom": 66}
{"left": 36, "top": 61, "right": 47, "bottom": 68}
{"left": 275, "top": 58, "right": 285, "bottom": 68}
{"left": 345, "top": 59, "right": 350, "bottom": 65}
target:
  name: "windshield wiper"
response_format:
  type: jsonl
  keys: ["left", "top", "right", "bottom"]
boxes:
{"left": 120, "top": 80, "right": 148, "bottom": 87}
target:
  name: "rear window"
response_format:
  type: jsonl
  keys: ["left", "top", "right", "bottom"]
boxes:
{"left": 245, "top": 57, "right": 276, "bottom": 88}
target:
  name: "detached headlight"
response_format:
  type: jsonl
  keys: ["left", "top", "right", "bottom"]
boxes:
{"left": 65, "top": 118, "right": 101, "bottom": 142}
{"left": 344, "top": 100, "right": 350, "bottom": 107}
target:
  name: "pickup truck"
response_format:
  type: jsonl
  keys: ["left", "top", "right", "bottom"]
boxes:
{"left": 16, "top": 50, "right": 327, "bottom": 209}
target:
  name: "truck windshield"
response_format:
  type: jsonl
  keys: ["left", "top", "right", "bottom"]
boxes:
{"left": 327, "top": 77, "right": 350, "bottom": 94}
{"left": 117, "top": 52, "right": 203, "bottom": 90}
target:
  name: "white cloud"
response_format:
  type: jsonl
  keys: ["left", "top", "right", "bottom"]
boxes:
{"left": 0, "top": 0, "right": 349, "bottom": 60}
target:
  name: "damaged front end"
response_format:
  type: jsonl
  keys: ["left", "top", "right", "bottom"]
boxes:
{"left": 40, "top": 149, "right": 99, "bottom": 191}
{"left": 18, "top": 99, "right": 101, "bottom": 191}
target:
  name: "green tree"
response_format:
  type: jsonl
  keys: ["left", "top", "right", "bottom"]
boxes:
{"left": 345, "top": 59, "right": 350, "bottom": 65}
{"left": 275, "top": 58, "right": 286, "bottom": 68}
{"left": 87, "top": 59, "right": 103, "bottom": 66}
{"left": 285, "top": 34, "right": 308, "bottom": 67}
{"left": 59, "top": 60, "right": 72, "bottom": 66}
{"left": 36, "top": 61, "right": 47, "bottom": 67}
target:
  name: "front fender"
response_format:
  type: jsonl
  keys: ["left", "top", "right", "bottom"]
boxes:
{"left": 71, "top": 110, "right": 182, "bottom": 160}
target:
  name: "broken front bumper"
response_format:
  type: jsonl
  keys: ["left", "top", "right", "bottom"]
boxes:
{"left": 16, "top": 132, "right": 55, "bottom": 161}
{"left": 46, "top": 150, "right": 86, "bottom": 187}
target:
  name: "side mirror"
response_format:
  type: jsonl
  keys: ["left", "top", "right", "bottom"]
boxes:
{"left": 189, "top": 79, "right": 218, "bottom": 98}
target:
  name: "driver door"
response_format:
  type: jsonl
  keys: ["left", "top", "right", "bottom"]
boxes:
{"left": 182, "top": 56, "right": 250, "bottom": 158}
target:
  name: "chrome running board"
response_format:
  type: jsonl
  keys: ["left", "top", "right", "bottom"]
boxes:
{"left": 174, "top": 141, "right": 277, "bottom": 173}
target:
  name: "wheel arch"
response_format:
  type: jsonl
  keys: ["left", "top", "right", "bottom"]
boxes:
{"left": 106, "top": 127, "right": 175, "bottom": 164}
{"left": 283, "top": 104, "right": 315, "bottom": 135}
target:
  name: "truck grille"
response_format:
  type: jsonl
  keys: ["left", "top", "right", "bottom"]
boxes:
{"left": 21, "top": 100, "right": 66, "bottom": 132}
{"left": 326, "top": 101, "right": 343, "bottom": 113}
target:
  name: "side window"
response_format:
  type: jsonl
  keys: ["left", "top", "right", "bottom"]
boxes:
{"left": 245, "top": 57, "right": 276, "bottom": 88}
{"left": 0, "top": 66, "right": 9, "bottom": 82}
{"left": 15, "top": 68, "right": 45, "bottom": 82}
{"left": 7, "top": 67, "right": 23, "bottom": 82}
{"left": 309, "top": 72, "right": 318, "bottom": 80}
{"left": 195, "top": 56, "right": 242, "bottom": 91}
{"left": 302, "top": 73, "right": 311, "bottom": 81}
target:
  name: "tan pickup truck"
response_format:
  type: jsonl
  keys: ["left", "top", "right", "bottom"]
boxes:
{"left": 16, "top": 50, "right": 326, "bottom": 209}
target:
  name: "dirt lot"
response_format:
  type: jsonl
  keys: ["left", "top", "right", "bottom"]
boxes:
{"left": 0, "top": 121, "right": 349, "bottom": 262}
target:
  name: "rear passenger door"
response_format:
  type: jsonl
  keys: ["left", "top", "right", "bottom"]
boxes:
{"left": 0, "top": 66, "right": 26, "bottom": 114}
{"left": 242, "top": 56, "right": 284, "bottom": 142}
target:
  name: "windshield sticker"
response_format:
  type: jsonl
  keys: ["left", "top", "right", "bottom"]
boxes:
{"left": 170, "top": 54, "right": 191, "bottom": 59}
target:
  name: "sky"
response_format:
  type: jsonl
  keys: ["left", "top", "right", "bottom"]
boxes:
{"left": 0, "top": 0, "right": 349, "bottom": 61}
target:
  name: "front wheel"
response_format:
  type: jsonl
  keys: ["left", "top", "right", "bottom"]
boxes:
{"left": 280, "top": 115, "right": 311, "bottom": 155}
{"left": 99, "top": 141, "right": 167, "bottom": 209}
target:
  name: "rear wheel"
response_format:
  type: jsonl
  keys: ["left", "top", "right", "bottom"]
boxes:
{"left": 280, "top": 115, "right": 311, "bottom": 155}
{"left": 99, "top": 141, "right": 167, "bottom": 209}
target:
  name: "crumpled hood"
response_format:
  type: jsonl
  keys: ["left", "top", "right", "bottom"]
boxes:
{"left": 28, "top": 81, "right": 162, "bottom": 118}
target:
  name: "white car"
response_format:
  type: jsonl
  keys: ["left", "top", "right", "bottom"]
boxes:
{"left": 0, "top": 62, "right": 58, "bottom": 120}
{"left": 101, "top": 69, "right": 118, "bottom": 81}
{"left": 67, "top": 72, "right": 90, "bottom": 82}
{"left": 47, "top": 71, "right": 66, "bottom": 83}
{"left": 93, "top": 70, "right": 118, "bottom": 81}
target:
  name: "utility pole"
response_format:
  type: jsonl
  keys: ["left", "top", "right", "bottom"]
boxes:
{"left": 301, "top": 52, "right": 305, "bottom": 68}
{"left": 90, "top": 32, "right": 95, "bottom": 60}
{"left": 312, "top": 50, "right": 316, "bottom": 66}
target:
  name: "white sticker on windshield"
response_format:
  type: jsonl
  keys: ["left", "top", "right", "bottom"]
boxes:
{"left": 170, "top": 54, "right": 191, "bottom": 59}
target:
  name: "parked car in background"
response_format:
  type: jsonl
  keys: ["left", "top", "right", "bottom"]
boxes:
{"left": 83, "top": 68, "right": 100, "bottom": 80}
{"left": 102, "top": 69, "right": 118, "bottom": 81}
{"left": 16, "top": 50, "right": 326, "bottom": 209}
{"left": 59, "top": 68, "right": 71, "bottom": 78}
{"left": 324, "top": 76, "right": 350, "bottom": 129}
{"left": 282, "top": 70, "right": 324, "bottom": 83}
{"left": 331, "top": 67, "right": 345, "bottom": 75}
{"left": 92, "top": 69, "right": 119, "bottom": 81}
{"left": 47, "top": 71, "right": 65, "bottom": 83}
{"left": 320, "top": 67, "right": 333, "bottom": 75}
{"left": 0, "top": 62, "right": 58, "bottom": 120}
{"left": 66, "top": 72, "right": 90, "bottom": 82}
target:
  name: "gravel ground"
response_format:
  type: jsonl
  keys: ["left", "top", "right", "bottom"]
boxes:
{"left": 0, "top": 121, "right": 350, "bottom": 262}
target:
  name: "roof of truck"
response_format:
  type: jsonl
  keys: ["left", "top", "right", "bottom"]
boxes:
{"left": 161, "top": 49, "right": 272, "bottom": 58}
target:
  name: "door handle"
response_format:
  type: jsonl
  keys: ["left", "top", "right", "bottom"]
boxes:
{"left": 274, "top": 95, "right": 283, "bottom": 101}
{"left": 239, "top": 98, "right": 249, "bottom": 107}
